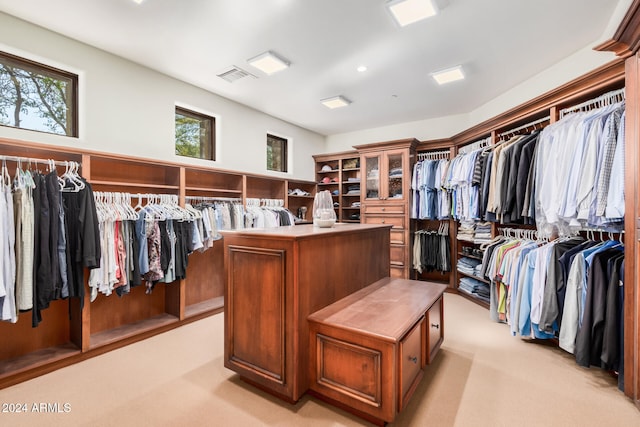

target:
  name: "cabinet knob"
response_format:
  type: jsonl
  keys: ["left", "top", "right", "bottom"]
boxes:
{"left": 381, "top": 207, "right": 385, "bottom": 211}
{"left": 408, "top": 356, "right": 418, "bottom": 364}
{"left": 381, "top": 220, "right": 385, "bottom": 224}
{"left": 431, "top": 323, "right": 439, "bottom": 329}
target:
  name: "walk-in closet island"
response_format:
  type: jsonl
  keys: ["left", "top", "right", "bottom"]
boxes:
{"left": 222, "top": 223, "right": 391, "bottom": 402}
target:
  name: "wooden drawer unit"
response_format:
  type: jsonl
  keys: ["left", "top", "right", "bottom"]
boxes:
{"left": 364, "top": 215, "right": 405, "bottom": 229}
{"left": 390, "top": 229, "right": 405, "bottom": 245}
{"left": 425, "top": 296, "right": 444, "bottom": 364}
{"left": 399, "top": 318, "right": 424, "bottom": 411}
{"left": 390, "top": 245, "right": 406, "bottom": 265}
{"left": 390, "top": 266, "right": 405, "bottom": 278}
{"left": 363, "top": 204, "right": 405, "bottom": 215}
{"left": 309, "top": 278, "right": 447, "bottom": 424}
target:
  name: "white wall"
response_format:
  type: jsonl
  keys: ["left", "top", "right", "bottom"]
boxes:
{"left": 0, "top": 12, "right": 324, "bottom": 182}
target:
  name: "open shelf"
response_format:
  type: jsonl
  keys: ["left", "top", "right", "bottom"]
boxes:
{"left": 0, "top": 343, "right": 80, "bottom": 379}
{"left": 185, "top": 296, "right": 224, "bottom": 318}
{"left": 457, "top": 270, "right": 490, "bottom": 285}
{"left": 90, "top": 313, "right": 179, "bottom": 349}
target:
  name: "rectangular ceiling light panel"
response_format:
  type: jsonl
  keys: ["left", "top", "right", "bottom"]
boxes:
{"left": 387, "top": 0, "right": 438, "bottom": 27}
{"left": 431, "top": 65, "right": 465, "bottom": 85}
{"left": 321, "top": 96, "right": 351, "bottom": 109}
{"left": 247, "top": 51, "right": 290, "bottom": 75}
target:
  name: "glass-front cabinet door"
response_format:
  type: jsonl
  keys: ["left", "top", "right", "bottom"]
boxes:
{"left": 387, "top": 152, "right": 404, "bottom": 200}
{"left": 363, "top": 154, "right": 380, "bottom": 200}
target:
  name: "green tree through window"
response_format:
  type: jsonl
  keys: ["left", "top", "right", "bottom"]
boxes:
{"left": 0, "top": 51, "right": 77, "bottom": 136}
{"left": 267, "top": 134, "right": 288, "bottom": 172}
{"left": 175, "top": 107, "right": 214, "bottom": 160}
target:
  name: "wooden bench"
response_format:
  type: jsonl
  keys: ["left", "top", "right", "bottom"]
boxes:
{"left": 308, "top": 278, "right": 447, "bottom": 425}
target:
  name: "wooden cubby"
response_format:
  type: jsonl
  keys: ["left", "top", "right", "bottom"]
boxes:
{"left": 0, "top": 137, "right": 317, "bottom": 389}
{"left": 286, "top": 179, "right": 316, "bottom": 224}
{"left": 313, "top": 151, "right": 361, "bottom": 223}
{"left": 181, "top": 166, "right": 241, "bottom": 318}
{"left": 244, "top": 175, "right": 286, "bottom": 200}
{"left": 184, "top": 167, "right": 243, "bottom": 198}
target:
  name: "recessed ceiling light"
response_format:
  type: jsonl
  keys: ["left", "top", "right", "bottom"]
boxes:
{"left": 321, "top": 96, "right": 351, "bottom": 109}
{"left": 132, "top": 0, "right": 145, "bottom": 4}
{"left": 431, "top": 65, "right": 465, "bottom": 85}
{"left": 247, "top": 51, "right": 290, "bottom": 75}
{"left": 387, "top": 0, "right": 438, "bottom": 27}
{"left": 357, "top": 65, "right": 368, "bottom": 73}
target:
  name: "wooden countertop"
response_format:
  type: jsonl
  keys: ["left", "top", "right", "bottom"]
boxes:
{"left": 221, "top": 223, "right": 392, "bottom": 240}
{"left": 308, "top": 278, "right": 447, "bottom": 343}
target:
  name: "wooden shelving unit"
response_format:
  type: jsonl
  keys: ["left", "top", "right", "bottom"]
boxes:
{"left": 313, "top": 151, "right": 361, "bottom": 223}
{"left": 0, "top": 137, "right": 315, "bottom": 389}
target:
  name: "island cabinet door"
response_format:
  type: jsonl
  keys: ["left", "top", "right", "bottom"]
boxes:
{"left": 224, "top": 241, "right": 294, "bottom": 399}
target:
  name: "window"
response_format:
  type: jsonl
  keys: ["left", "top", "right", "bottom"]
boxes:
{"left": 175, "top": 106, "right": 215, "bottom": 160}
{"left": 267, "top": 134, "right": 288, "bottom": 172}
{"left": 0, "top": 51, "right": 78, "bottom": 137}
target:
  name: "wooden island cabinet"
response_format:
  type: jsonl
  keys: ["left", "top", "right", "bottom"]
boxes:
{"left": 223, "top": 223, "right": 391, "bottom": 402}
{"left": 308, "top": 278, "right": 446, "bottom": 424}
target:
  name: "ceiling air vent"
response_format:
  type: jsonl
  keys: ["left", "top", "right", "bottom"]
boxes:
{"left": 216, "top": 66, "right": 256, "bottom": 83}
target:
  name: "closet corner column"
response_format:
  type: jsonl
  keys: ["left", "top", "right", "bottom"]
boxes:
{"left": 624, "top": 53, "right": 640, "bottom": 403}
{"left": 73, "top": 153, "right": 93, "bottom": 351}
{"left": 165, "top": 167, "right": 187, "bottom": 320}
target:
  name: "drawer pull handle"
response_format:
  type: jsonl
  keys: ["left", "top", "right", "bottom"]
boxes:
{"left": 408, "top": 356, "right": 418, "bottom": 364}
{"left": 431, "top": 323, "right": 439, "bottom": 329}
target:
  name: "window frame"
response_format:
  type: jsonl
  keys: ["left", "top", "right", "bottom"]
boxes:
{"left": 0, "top": 50, "right": 79, "bottom": 137}
{"left": 266, "top": 133, "right": 289, "bottom": 173}
{"left": 174, "top": 106, "right": 216, "bottom": 161}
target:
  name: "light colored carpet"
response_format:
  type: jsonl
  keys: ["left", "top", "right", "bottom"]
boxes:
{"left": 0, "top": 293, "right": 638, "bottom": 427}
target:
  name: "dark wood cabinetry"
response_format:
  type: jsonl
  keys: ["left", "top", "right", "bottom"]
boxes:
{"left": 286, "top": 179, "right": 316, "bottom": 223}
{"left": 308, "top": 278, "right": 446, "bottom": 424}
{"left": 0, "top": 137, "right": 315, "bottom": 389}
{"left": 355, "top": 139, "right": 417, "bottom": 279}
{"left": 313, "top": 151, "right": 361, "bottom": 223}
{"left": 223, "top": 223, "right": 391, "bottom": 402}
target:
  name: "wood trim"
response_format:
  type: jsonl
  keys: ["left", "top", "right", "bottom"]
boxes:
{"left": 625, "top": 53, "right": 640, "bottom": 406}
{"left": 597, "top": 0, "right": 640, "bottom": 57}
{"left": 353, "top": 138, "right": 419, "bottom": 152}
{"left": 594, "top": 39, "right": 633, "bottom": 58}
{"left": 312, "top": 150, "right": 358, "bottom": 161}
{"left": 416, "top": 138, "right": 454, "bottom": 151}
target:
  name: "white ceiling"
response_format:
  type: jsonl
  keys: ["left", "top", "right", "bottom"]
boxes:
{"left": 0, "top": 0, "right": 621, "bottom": 136}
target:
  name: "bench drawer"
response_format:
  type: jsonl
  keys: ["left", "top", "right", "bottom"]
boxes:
{"left": 425, "top": 296, "right": 444, "bottom": 364}
{"left": 399, "top": 318, "right": 424, "bottom": 411}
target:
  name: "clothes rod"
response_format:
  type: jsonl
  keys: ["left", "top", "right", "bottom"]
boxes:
{"left": 0, "top": 154, "right": 80, "bottom": 168}
{"left": 499, "top": 115, "right": 550, "bottom": 137}
{"left": 417, "top": 150, "right": 450, "bottom": 160}
{"left": 185, "top": 196, "right": 242, "bottom": 202}
{"left": 458, "top": 137, "right": 491, "bottom": 155}
{"left": 560, "top": 87, "right": 625, "bottom": 118}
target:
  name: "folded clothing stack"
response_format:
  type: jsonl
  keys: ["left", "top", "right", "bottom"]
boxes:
{"left": 346, "top": 184, "right": 360, "bottom": 195}
{"left": 474, "top": 222, "right": 492, "bottom": 243}
{"left": 457, "top": 221, "right": 476, "bottom": 242}
{"left": 457, "top": 256, "right": 481, "bottom": 276}
{"left": 458, "top": 277, "right": 490, "bottom": 302}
